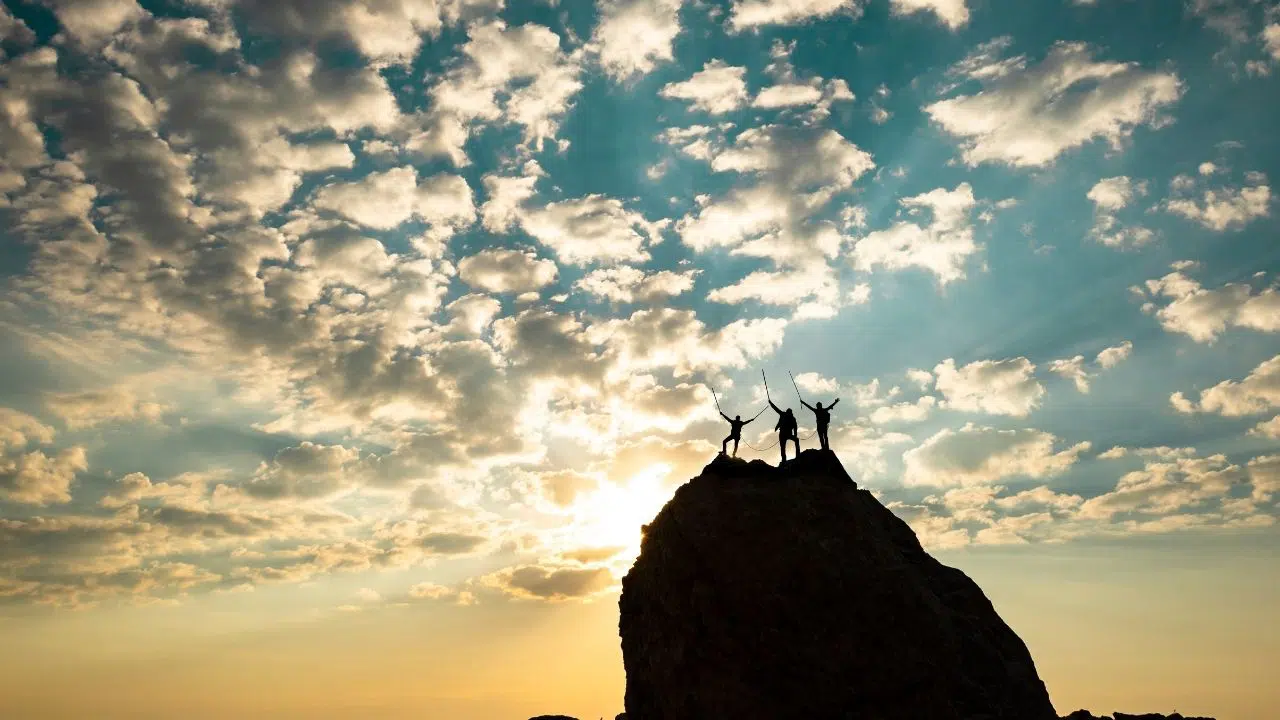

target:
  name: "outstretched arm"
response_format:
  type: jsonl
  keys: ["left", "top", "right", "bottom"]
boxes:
{"left": 769, "top": 399, "right": 782, "bottom": 413}
{"left": 743, "top": 416, "right": 756, "bottom": 426}
{"left": 801, "top": 400, "right": 815, "bottom": 411}
{"left": 829, "top": 398, "right": 840, "bottom": 409}
{"left": 720, "top": 411, "right": 731, "bottom": 422}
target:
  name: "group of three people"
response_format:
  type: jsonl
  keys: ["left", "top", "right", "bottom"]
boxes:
{"left": 720, "top": 396, "right": 840, "bottom": 463}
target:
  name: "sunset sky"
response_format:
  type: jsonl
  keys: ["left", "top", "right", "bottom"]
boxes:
{"left": 1, "top": 0, "right": 1279, "bottom": 718}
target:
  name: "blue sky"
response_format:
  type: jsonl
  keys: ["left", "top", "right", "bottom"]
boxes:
{"left": 1, "top": 0, "right": 1279, "bottom": 717}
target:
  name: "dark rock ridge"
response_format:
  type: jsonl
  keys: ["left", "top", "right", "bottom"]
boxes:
{"left": 619, "top": 449, "right": 1057, "bottom": 720}
{"left": 1064, "top": 707, "right": 1213, "bottom": 712}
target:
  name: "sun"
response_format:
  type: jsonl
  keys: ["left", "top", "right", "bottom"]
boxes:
{"left": 571, "top": 463, "right": 676, "bottom": 559}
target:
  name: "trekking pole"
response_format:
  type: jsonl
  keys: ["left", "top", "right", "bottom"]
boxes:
{"left": 788, "top": 370, "right": 805, "bottom": 405}
{"left": 710, "top": 385, "right": 724, "bottom": 415}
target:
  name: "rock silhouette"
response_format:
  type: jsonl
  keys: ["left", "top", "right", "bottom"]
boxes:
{"left": 1064, "top": 707, "right": 1213, "bottom": 712}
{"left": 619, "top": 449, "right": 1057, "bottom": 720}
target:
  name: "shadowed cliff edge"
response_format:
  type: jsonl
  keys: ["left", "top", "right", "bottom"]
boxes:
{"left": 531, "top": 450, "right": 1217, "bottom": 720}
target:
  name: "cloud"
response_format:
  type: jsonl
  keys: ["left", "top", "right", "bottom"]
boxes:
{"left": 889, "top": 0, "right": 969, "bottom": 29}
{"left": 1248, "top": 455, "right": 1280, "bottom": 500}
{"left": 1139, "top": 270, "right": 1280, "bottom": 342}
{"left": 1078, "top": 454, "right": 1244, "bottom": 519}
{"left": 44, "top": 386, "right": 165, "bottom": 429}
{"left": 0, "top": 408, "right": 87, "bottom": 506}
{"left": 1172, "top": 354, "right": 1280, "bottom": 417}
{"left": 1096, "top": 340, "right": 1134, "bottom": 369}
{"left": 481, "top": 562, "right": 615, "bottom": 601}
{"left": 592, "top": 0, "right": 683, "bottom": 80}
{"left": 575, "top": 266, "right": 698, "bottom": 303}
{"left": 238, "top": 443, "right": 362, "bottom": 500}
{"left": 729, "top": 0, "right": 864, "bottom": 30}
{"left": 660, "top": 60, "right": 749, "bottom": 114}
{"left": 1048, "top": 356, "right": 1090, "bottom": 393}
{"left": 519, "top": 195, "right": 666, "bottom": 266}
{"left": 903, "top": 424, "right": 1091, "bottom": 487}
{"left": 852, "top": 183, "right": 980, "bottom": 283}
{"left": 312, "top": 167, "right": 475, "bottom": 230}
{"left": 933, "top": 357, "right": 1045, "bottom": 416}
{"left": 1050, "top": 341, "right": 1133, "bottom": 393}
{"left": 458, "top": 249, "right": 559, "bottom": 294}
{"left": 1250, "top": 415, "right": 1280, "bottom": 439}
{"left": 410, "top": 19, "right": 582, "bottom": 164}
{"left": 1164, "top": 172, "right": 1271, "bottom": 231}
{"left": 868, "top": 396, "right": 937, "bottom": 424}
{"left": 1086, "top": 176, "right": 1154, "bottom": 248}
{"left": 926, "top": 41, "right": 1182, "bottom": 167}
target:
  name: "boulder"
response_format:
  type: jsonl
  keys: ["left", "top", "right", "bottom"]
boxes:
{"left": 619, "top": 450, "right": 1058, "bottom": 720}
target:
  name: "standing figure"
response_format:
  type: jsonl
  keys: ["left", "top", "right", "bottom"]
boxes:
{"left": 719, "top": 412, "right": 757, "bottom": 457}
{"left": 769, "top": 399, "right": 800, "bottom": 463}
{"left": 801, "top": 398, "right": 840, "bottom": 451}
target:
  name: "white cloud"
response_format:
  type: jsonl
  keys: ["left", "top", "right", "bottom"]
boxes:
{"left": 480, "top": 171, "right": 540, "bottom": 233}
{"left": 457, "top": 249, "right": 559, "bottom": 294}
{"left": 47, "top": 0, "right": 144, "bottom": 45}
{"left": 1266, "top": 24, "right": 1280, "bottom": 61}
{"left": 575, "top": 266, "right": 698, "bottom": 303}
{"left": 926, "top": 42, "right": 1182, "bottom": 167}
{"left": 592, "top": 0, "right": 683, "bottom": 80}
{"left": 1248, "top": 455, "right": 1280, "bottom": 500}
{"left": 1088, "top": 176, "right": 1140, "bottom": 212}
{"left": 411, "top": 20, "right": 582, "bottom": 164}
{"left": 1173, "top": 354, "right": 1280, "bottom": 417}
{"left": 1050, "top": 341, "right": 1133, "bottom": 393}
{"left": 0, "top": 408, "right": 87, "bottom": 506}
{"left": 1140, "top": 270, "right": 1280, "bottom": 342}
{"left": 852, "top": 183, "right": 980, "bottom": 283}
{"left": 1049, "top": 356, "right": 1090, "bottom": 393}
{"left": 660, "top": 60, "right": 749, "bottom": 114}
{"left": 45, "top": 386, "right": 166, "bottom": 429}
{"left": 519, "top": 195, "right": 665, "bottom": 266}
{"left": 1165, "top": 173, "right": 1271, "bottom": 231}
{"left": 729, "top": 0, "right": 863, "bottom": 30}
{"left": 934, "top": 357, "right": 1045, "bottom": 417}
{"left": 903, "top": 424, "right": 1091, "bottom": 487}
{"left": 1249, "top": 415, "right": 1280, "bottom": 439}
{"left": 869, "top": 396, "right": 937, "bottom": 424}
{"left": 752, "top": 83, "right": 824, "bottom": 108}
{"left": 312, "top": 167, "right": 475, "bottom": 230}
{"left": 889, "top": 0, "right": 969, "bottom": 29}
{"left": 1096, "top": 340, "right": 1134, "bottom": 369}
{"left": 1078, "top": 454, "right": 1244, "bottom": 519}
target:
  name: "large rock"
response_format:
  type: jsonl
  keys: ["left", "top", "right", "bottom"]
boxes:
{"left": 619, "top": 450, "right": 1057, "bottom": 720}
{"left": 1062, "top": 713, "right": 1216, "bottom": 720}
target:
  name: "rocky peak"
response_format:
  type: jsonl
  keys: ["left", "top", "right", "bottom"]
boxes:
{"left": 618, "top": 449, "right": 1057, "bottom": 719}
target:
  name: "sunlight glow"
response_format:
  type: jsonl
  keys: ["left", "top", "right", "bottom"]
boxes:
{"left": 571, "top": 464, "right": 676, "bottom": 560}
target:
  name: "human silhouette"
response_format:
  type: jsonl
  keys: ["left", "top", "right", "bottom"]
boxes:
{"left": 801, "top": 398, "right": 840, "bottom": 451}
{"left": 769, "top": 399, "right": 800, "bottom": 463}
{"left": 719, "top": 412, "right": 757, "bottom": 457}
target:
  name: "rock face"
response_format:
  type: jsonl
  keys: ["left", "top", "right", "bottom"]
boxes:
{"left": 1062, "top": 713, "right": 1216, "bottom": 720}
{"left": 619, "top": 450, "right": 1058, "bottom": 720}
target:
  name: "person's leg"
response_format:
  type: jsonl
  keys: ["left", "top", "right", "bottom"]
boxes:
{"left": 779, "top": 435, "right": 787, "bottom": 463}
{"left": 722, "top": 435, "right": 730, "bottom": 455}
{"left": 732, "top": 437, "right": 739, "bottom": 457}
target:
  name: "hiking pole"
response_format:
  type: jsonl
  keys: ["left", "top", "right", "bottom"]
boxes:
{"left": 789, "top": 370, "right": 805, "bottom": 405}
{"left": 710, "top": 385, "right": 724, "bottom": 415}
{"left": 762, "top": 369, "right": 771, "bottom": 402}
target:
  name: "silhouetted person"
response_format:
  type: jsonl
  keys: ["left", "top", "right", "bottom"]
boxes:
{"left": 769, "top": 399, "right": 800, "bottom": 463}
{"left": 720, "top": 412, "right": 756, "bottom": 457}
{"left": 801, "top": 398, "right": 840, "bottom": 451}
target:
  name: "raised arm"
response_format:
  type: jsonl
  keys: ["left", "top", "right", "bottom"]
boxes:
{"left": 743, "top": 416, "right": 756, "bottom": 426}
{"left": 829, "top": 398, "right": 840, "bottom": 409}
{"left": 720, "top": 411, "right": 731, "bottom": 422}
{"left": 769, "top": 399, "right": 782, "bottom": 414}
{"left": 801, "top": 400, "right": 815, "bottom": 412}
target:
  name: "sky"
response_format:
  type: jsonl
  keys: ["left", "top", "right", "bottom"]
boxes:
{"left": 0, "top": 0, "right": 1278, "bottom": 718}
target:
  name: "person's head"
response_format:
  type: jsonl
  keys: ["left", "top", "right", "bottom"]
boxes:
{"left": 816, "top": 401, "right": 824, "bottom": 410}
{"left": 785, "top": 409, "right": 793, "bottom": 417}
{"left": 734, "top": 414, "right": 741, "bottom": 421}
